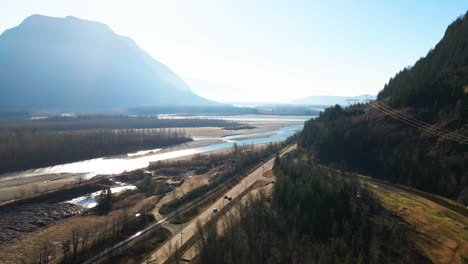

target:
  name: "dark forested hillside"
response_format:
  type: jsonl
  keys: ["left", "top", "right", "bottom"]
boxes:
{"left": 300, "top": 12, "right": 468, "bottom": 204}
{"left": 300, "top": 105, "right": 467, "bottom": 203}
{"left": 195, "top": 151, "right": 425, "bottom": 264}
{"left": 378, "top": 11, "right": 468, "bottom": 121}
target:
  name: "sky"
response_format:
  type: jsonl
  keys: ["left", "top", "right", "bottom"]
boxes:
{"left": 1, "top": 1, "right": 467, "bottom": 103}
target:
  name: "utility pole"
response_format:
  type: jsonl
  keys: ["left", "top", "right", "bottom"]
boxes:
{"left": 345, "top": 98, "right": 359, "bottom": 106}
{"left": 180, "top": 222, "right": 184, "bottom": 248}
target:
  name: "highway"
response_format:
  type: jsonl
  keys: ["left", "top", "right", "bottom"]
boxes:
{"left": 83, "top": 145, "right": 295, "bottom": 264}
{"left": 144, "top": 144, "right": 295, "bottom": 263}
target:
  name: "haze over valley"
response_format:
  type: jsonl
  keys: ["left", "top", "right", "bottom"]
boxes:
{"left": 0, "top": 2, "right": 467, "bottom": 264}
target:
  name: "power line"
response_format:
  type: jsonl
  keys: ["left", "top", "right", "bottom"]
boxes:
{"left": 376, "top": 101, "right": 468, "bottom": 142}
{"left": 370, "top": 102, "right": 468, "bottom": 144}
{"left": 374, "top": 102, "right": 468, "bottom": 143}
{"left": 371, "top": 103, "right": 467, "bottom": 144}
{"left": 372, "top": 103, "right": 468, "bottom": 144}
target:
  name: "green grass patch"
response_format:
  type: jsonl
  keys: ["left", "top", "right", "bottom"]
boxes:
{"left": 379, "top": 191, "right": 468, "bottom": 241}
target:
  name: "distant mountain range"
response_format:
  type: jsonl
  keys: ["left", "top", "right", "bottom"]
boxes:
{"left": 291, "top": 94, "right": 375, "bottom": 106}
{"left": 0, "top": 15, "right": 216, "bottom": 112}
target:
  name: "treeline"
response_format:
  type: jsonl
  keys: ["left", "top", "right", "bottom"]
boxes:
{"left": 196, "top": 152, "right": 422, "bottom": 263}
{"left": 300, "top": 105, "right": 467, "bottom": 204}
{"left": 158, "top": 140, "right": 292, "bottom": 215}
{"left": 128, "top": 104, "right": 323, "bottom": 116}
{"left": 128, "top": 105, "right": 258, "bottom": 115}
{"left": 0, "top": 109, "right": 31, "bottom": 120}
{"left": 255, "top": 104, "right": 321, "bottom": 116}
{"left": 377, "top": 11, "right": 468, "bottom": 122}
{"left": 0, "top": 115, "right": 235, "bottom": 131}
{"left": 0, "top": 128, "right": 190, "bottom": 173}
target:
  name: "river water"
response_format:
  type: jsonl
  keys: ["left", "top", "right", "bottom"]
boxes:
{"left": 0, "top": 123, "right": 305, "bottom": 183}
{"left": 68, "top": 184, "right": 137, "bottom": 208}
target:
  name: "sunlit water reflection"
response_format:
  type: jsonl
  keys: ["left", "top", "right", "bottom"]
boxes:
{"left": 67, "top": 184, "right": 137, "bottom": 208}
{"left": 0, "top": 124, "right": 304, "bottom": 182}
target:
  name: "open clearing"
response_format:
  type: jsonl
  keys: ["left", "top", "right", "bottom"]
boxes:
{"left": 365, "top": 178, "right": 468, "bottom": 264}
{"left": 316, "top": 165, "right": 467, "bottom": 264}
{"left": 0, "top": 193, "right": 158, "bottom": 264}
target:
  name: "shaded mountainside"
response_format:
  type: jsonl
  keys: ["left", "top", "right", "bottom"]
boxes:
{"left": 378, "top": 11, "right": 468, "bottom": 121}
{"left": 300, "top": 12, "right": 468, "bottom": 203}
{"left": 0, "top": 15, "right": 215, "bottom": 111}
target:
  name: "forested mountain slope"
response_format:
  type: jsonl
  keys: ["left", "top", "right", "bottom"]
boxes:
{"left": 378, "top": 11, "right": 468, "bottom": 121}
{"left": 300, "top": 12, "right": 468, "bottom": 204}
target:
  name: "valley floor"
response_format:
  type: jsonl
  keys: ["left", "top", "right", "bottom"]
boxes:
{"left": 0, "top": 120, "right": 300, "bottom": 203}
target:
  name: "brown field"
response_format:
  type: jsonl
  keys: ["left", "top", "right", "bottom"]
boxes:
{"left": 0, "top": 193, "right": 157, "bottom": 264}
{"left": 367, "top": 179, "right": 468, "bottom": 264}
{"left": 263, "top": 169, "right": 275, "bottom": 179}
{"left": 106, "top": 227, "right": 172, "bottom": 264}
{"left": 315, "top": 165, "right": 468, "bottom": 264}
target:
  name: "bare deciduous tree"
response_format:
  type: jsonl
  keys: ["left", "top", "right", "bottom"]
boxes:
{"left": 71, "top": 227, "right": 80, "bottom": 260}
{"left": 32, "top": 240, "right": 54, "bottom": 264}
{"left": 61, "top": 239, "right": 71, "bottom": 262}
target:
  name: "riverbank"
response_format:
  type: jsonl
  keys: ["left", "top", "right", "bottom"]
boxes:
{"left": 0, "top": 119, "right": 303, "bottom": 203}
{"left": 183, "top": 120, "right": 302, "bottom": 138}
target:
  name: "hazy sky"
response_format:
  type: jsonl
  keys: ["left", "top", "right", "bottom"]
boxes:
{"left": 1, "top": 1, "right": 467, "bottom": 102}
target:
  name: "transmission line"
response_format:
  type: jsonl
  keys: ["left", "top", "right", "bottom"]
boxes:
{"left": 376, "top": 101, "right": 468, "bottom": 142}
{"left": 370, "top": 102, "right": 468, "bottom": 144}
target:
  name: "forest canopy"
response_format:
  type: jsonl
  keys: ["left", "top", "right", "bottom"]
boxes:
{"left": 377, "top": 11, "right": 468, "bottom": 121}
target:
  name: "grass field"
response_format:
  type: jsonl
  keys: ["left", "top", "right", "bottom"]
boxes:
{"left": 369, "top": 180, "right": 468, "bottom": 264}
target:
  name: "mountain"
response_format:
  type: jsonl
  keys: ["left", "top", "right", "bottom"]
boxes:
{"left": 299, "top": 12, "right": 468, "bottom": 204}
{"left": 378, "top": 11, "right": 468, "bottom": 120}
{"left": 291, "top": 94, "right": 375, "bottom": 106}
{"left": 0, "top": 15, "right": 216, "bottom": 111}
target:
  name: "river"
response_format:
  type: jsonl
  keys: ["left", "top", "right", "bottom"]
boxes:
{"left": 68, "top": 183, "right": 137, "bottom": 208}
{"left": 0, "top": 123, "right": 305, "bottom": 183}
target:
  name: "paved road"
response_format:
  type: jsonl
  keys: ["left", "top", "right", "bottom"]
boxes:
{"left": 145, "top": 145, "right": 296, "bottom": 264}
{"left": 83, "top": 145, "right": 295, "bottom": 264}
{"left": 147, "top": 149, "right": 467, "bottom": 263}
